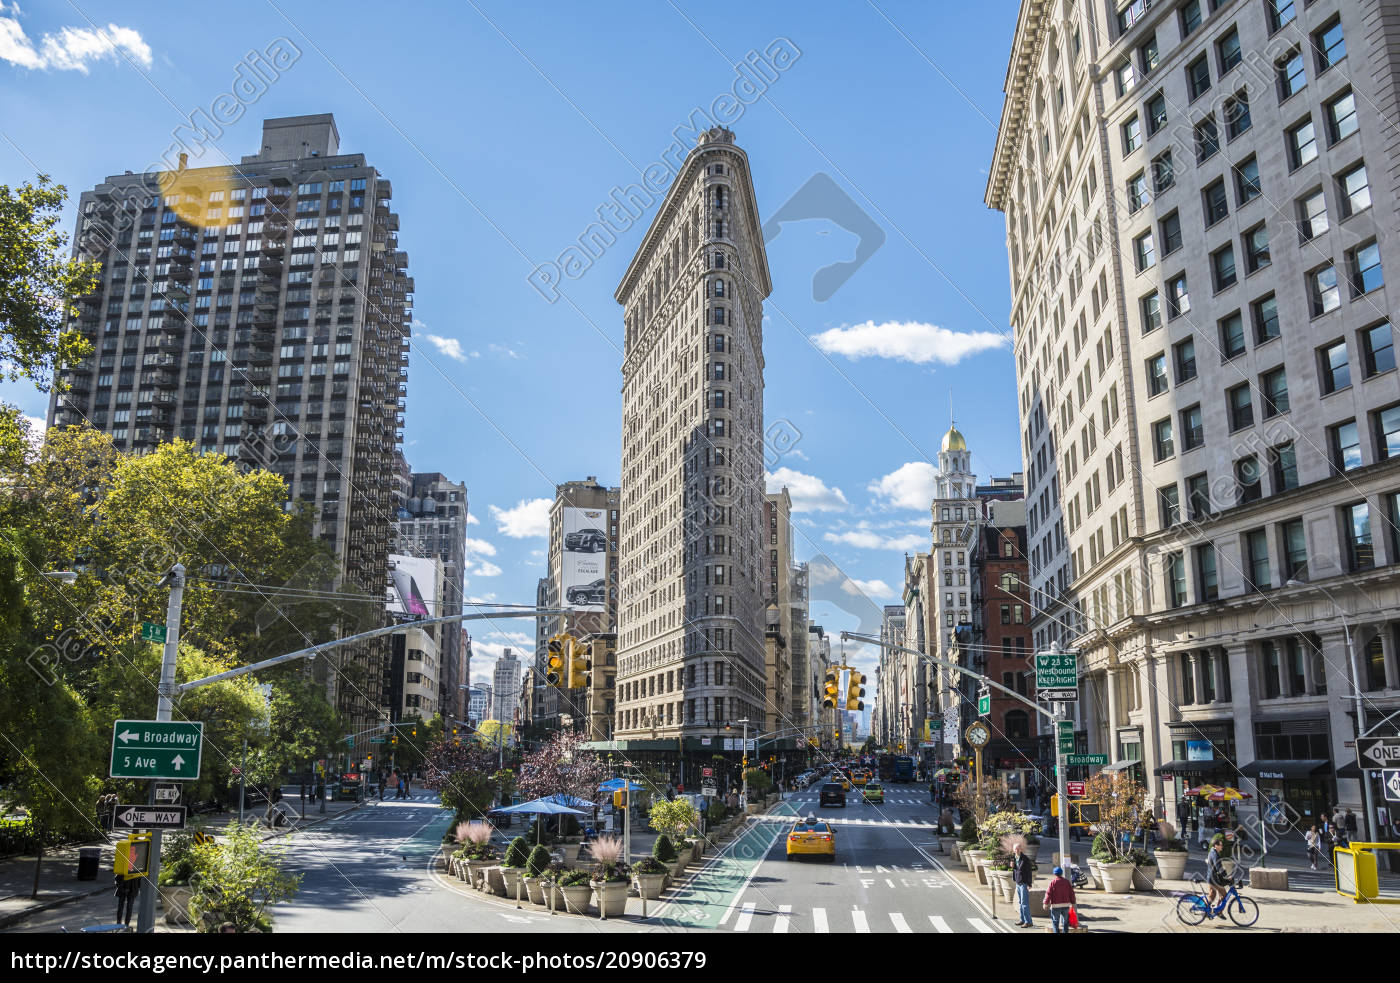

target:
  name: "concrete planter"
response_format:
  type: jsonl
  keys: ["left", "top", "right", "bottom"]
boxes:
{"left": 561, "top": 884, "right": 593, "bottom": 914}
{"left": 635, "top": 872, "right": 665, "bottom": 900}
{"left": 973, "top": 859, "right": 991, "bottom": 885}
{"left": 1097, "top": 861, "right": 1135, "bottom": 893}
{"left": 159, "top": 883, "right": 194, "bottom": 926}
{"left": 467, "top": 858, "right": 494, "bottom": 888}
{"left": 558, "top": 843, "right": 582, "bottom": 863}
{"left": 1024, "top": 841, "right": 1041, "bottom": 862}
{"left": 1132, "top": 863, "right": 1158, "bottom": 891}
{"left": 965, "top": 848, "right": 989, "bottom": 873}
{"left": 670, "top": 857, "right": 687, "bottom": 881}
{"left": 1154, "top": 850, "right": 1189, "bottom": 881}
{"left": 524, "top": 876, "right": 547, "bottom": 905}
{"left": 686, "top": 839, "right": 703, "bottom": 863}
{"left": 592, "top": 879, "right": 629, "bottom": 918}
{"left": 949, "top": 841, "right": 963, "bottom": 863}
{"left": 482, "top": 866, "right": 506, "bottom": 896}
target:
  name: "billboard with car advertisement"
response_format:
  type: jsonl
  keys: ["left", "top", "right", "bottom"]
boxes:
{"left": 387, "top": 554, "right": 440, "bottom": 619}
{"left": 561, "top": 506, "right": 607, "bottom": 612}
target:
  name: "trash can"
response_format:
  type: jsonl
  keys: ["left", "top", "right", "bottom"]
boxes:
{"left": 77, "top": 846, "right": 101, "bottom": 881}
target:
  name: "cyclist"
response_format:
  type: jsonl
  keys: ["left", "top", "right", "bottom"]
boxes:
{"left": 1205, "top": 834, "right": 1230, "bottom": 909}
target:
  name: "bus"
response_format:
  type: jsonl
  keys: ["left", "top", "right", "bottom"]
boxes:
{"left": 877, "top": 754, "right": 895, "bottom": 781}
{"left": 893, "top": 756, "right": 916, "bottom": 783}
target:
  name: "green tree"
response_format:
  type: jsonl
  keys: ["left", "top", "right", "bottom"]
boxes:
{"left": 188, "top": 822, "right": 301, "bottom": 932}
{"left": 0, "top": 175, "right": 99, "bottom": 388}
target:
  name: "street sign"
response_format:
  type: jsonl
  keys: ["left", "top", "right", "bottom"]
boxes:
{"left": 1381, "top": 769, "right": 1400, "bottom": 803}
{"left": 1057, "top": 720, "right": 1075, "bottom": 754}
{"left": 140, "top": 622, "right": 167, "bottom": 644}
{"left": 702, "top": 767, "right": 713, "bottom": 778}
{"left": 1038, "top": 687, "right": 1079, "bottom": 702}
{"left": 977, "top": 690, "right": 990, "bottom": 716}
{"left": 370, "top": 737, "right": 385, "bottom": 744}
{"left": 153, "top": 783, "right": 182, "bottom": 804}
{"left": 1064, "top": 753, "right": 1108, "bottom": 767}
{"left": 930, "top": 718, "right": 944, "bottom": 732}
{"left": 1034, "top": 650, "right": 1078, "bottom": 689}
{"left": 112, "top": 804, "right": 187, "bottom": 832}
{"left": 1066, "top": 780, "right": 1086, "bottom": 797}
{"left": 701, "top": 783, "right": 718, "bottom": 797}
{"left": 109, "top": 720, "right": 204, "bottom": 780}
{"left": 1357, "top": 737, "right": 1400, "bottom": 768}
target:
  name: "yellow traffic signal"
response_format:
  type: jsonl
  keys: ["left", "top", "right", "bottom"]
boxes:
{"left": 546, "top": 635, "right": 567, "bottom": 686}
{"left": 845, "top": 672, "right": 866, "bottom": 711}
{"left": 821, "top": 669, "right": 839, "bottom": 708}
{"left": 567, "top": 637, "right": 592, "bottom": 689}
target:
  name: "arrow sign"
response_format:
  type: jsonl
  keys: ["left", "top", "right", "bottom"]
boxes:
{"left": 1039, "top": 688, "right": 1079, "bottom": 703}
{"left": 1357, "top": 737, "right": 1400, "bottom": 768}
{"left": 1384, "top": 770, "right": 1400, "bottom": 803}
{"left": 112, "top": 805, "right": 186, "bottom": 831}
{"left": 109, "top": 720, "right": 203, "bottom": 780}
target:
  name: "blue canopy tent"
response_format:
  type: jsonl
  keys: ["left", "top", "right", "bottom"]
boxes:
{"left": 543, "top": 793, "right": 597, "bottom": 809}
{"left": 598, "top": 778, "right": 645, "bottom": 793}
{"left": 493, "top": 797, "right": 589, "bottom": 844}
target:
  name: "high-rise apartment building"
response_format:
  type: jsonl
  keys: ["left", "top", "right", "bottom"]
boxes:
{"left": 613, "top": 126, "right": 772, "bottom": 747}
{"left": 988, "top": 0, "right": 1400, "bottom": 832}
{"left": 468, "top": 682, "right": 491, "bottom": 727}
{"left": 52, "top": 114, "right": 412, "bottom": 733}
{"left": 875, "top": 605, "right": 906, "bottom": 746}
{"left": 491, "top": 650, "right": 521, "bottom": 724}
{"left": 762, "top": 489, "right": 795, "bottom": 735}
{"left": 394, "top": 471, "right": 469, "bottom": 719}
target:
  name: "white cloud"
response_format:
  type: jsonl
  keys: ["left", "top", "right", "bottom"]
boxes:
{"left": 824, "top": 530, "right": 926, "bottom": 551}
{"left": 463, "top": 536, "right": 497, "bottom": 558}
{"left": 810, "top": 320, "right": 1007, "bottom": 365}
{"left": 868, "top": 461, "right": 937, "bottom": 511}
{"left": 0, "top": 9, "right": 152, "bottom": 72}
{"left": 466, "top": 513, "right": 480, "bottom": 525}
{"left": 490, "top": 498, "right": 551, "bottom": 537}
{"left": 845, "top": 578, "right": 894, "bottom": 600}
{"left": 469, "top": 561, "right": 503, "bottom": 577}
{"left": 489, "top": 343, "right": 523, "bottom": 359}
{"left": 766, "top": 467, "right": 849, "bottom": 513}
{"left": 422, "top": 333, "right": 468, "bottom": 362}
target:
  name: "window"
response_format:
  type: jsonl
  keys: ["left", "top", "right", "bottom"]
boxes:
{"left": 1194, "top": 115, "right": 1220, "bottom": 162}
{"left": 1187, "top": 54, "right": 1211, "bottom": 100}
{"left": 1281, "top": 519, "right": 1307, "bottom": 581}
{"left": 1151, "top": 150, "right": 1174, "bottom": 193}
{"left": 1235, "top": 157, "right": 1261, "bottom": 203}
{"left": 1147, "top": 353, "right": 1169, "bottom": 396}
{"left": 1320, "top": 339, "right": 1350, "bottom": 393}
{"left": 1196, "top": 544, "right": 1220, "bottom": 601}
{"left": 1244, "top": 224, "right": 1270, "bottom": 273}
{"left": 1344, "top": 502, "right": 1374, "bottom": 571}
{"left": 1167, "top": 552, "right": 1187, "bottom": 608}
{"left": 1237, "top": 455, "right": 1263, "bottom": 504}
{"left": 1327, "top": 90, "right": 1358, "bottom": 144}
{"left": 1224, "top": 92, "right": 1251, "bottom": 139}
{"left": 1309, "top": 265, "right": 1340, "bottom": 316}
{"left": 1212, "top": 245, "right": 1238, "bottom": 290}
{"left": 1363, "top": 322, "right": 1395, "bottom": 376}
{"left": 1168, "top": 274, "right": 1190, "bottom": 317}
{"left": 1261, "top": 367, "right": 1289, "bottom": 417}
{"left": 1228, "top": 382, "right": 1254, "bottom": 431}
{"left": 1160, "top": 211, "right": 1182, "bottom": 255}
{"left": 1246, "top": 529, "right": 1271, "bottom": 592}
{"left": 1134, "top": 230, "right": 1155, "bottom": 271}
{"left": 1181, "top": 403, "right": 1204, "bottom": 450}
{"left": 1147, "top": 92, "right": 1167, "bottom": 134}
{"left": 1253, "top": 293, "right": 1280, "bottom": 343}
{"left": 1142, "top": 291, "right": 1162, "bottom": 333}
{"left": 1127, "top": 172, "right": 1149, "bottom": 212}
{"left": 1181, "top": 0, "right": 1202, "bottom": 36}
{"left": 1278, "top": 48, "right": 1306, "bottom": 98}
{"left": 1288, "top": 119, "right": 1318, "bottom": 169}
{"left": 1269, "top": 0, "right": 1296, "bottom": 31}
{"left": 1140, "top": 35, "right": 1160, "bottom": 75}
{"left": 1298, "top": 189, "right": 1328, "bottom": 243}
{"left": 1153, "top": 418, "right": 1174, "bottom": 460}
{"left": 1348, "top": 240, "right": 1383, "bottom": 296}
{"left": 1338, "top": 163, "right": 1371, "bottom": 218}
{"left": 1261, "top": 642, "right": 1282, "bottom": 699}
{"left": 1122, "top": 115, "right": 1142, "bottom": 154}
{"left": 1159, "top": 484, "right": 1180, "bottom": 527}
{"left": 1204, "top": 179, "right": 1229, "bottom": 225}
{"left": 1374, "top": 403, "right": 1400, "bottom": 459}
{"left": 1364, "top": 637, "right": 1387, "bottom": 691}
{"left": 1115, "top": 60, "right": 1137, "bottom": 97}
{"left": 1313, "top": 18, "right": 1346, "bottom": 73}
{"left": 1329, "top": 419, "right": 1362, "bottom": 473}
{"left": 1188, "top": 472, "right": 1211, "bottom": 519}
{"left": 1175, "top": 337, "right": 1197, "bottom": 382}
{"left": 1217, "top": 28, "right": 1242, "bottom": 73}
{"left": 1220, "top": 311, "right": 1246, "bottom": 358}
{"left": 1272, "top": 442, "right": 1299, "bottom": 491}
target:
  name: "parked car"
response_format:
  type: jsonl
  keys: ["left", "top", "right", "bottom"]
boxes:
{"left": 566, "top": 578, "right": 607, "bottom": 605}
{"left": 564, "top": 528, "right": 607, "bottom": 552}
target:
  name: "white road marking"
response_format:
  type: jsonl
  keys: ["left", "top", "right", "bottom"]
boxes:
{"left": 734, "top": 901, "right": 756, "bottom": 932}
{"left": 774, "top": 904, "right": 791, "bottom": 933}
{"left": 929, "top": 915, "right": 953, "bottom": 933}
{"left": 885, "top": 878, "right": 895, "bottom": 888}
{"left": 969, "top": 917, "right": 995, "bottom": 933}
{"left": 890, "top": 912, "right": 912, "bottom": 933}
{"left": 851, "top": 909, "right": 870, "bottom": 932}
{"left": 813, "top": 908, "right": 828, "bottom": 933}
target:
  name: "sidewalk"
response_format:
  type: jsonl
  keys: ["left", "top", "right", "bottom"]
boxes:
{"left": 0, "top": 790, "right": 363, "bottom": 932}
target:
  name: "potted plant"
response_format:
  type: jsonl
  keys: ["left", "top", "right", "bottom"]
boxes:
{"left": 1090, "top": 834, "right": 1134, "bottom": 892}
{"left": 652, "top": 833, "right": 684, "bottom": 883}
{"left": 1080, "top": 772, "right": 1149, "bottom": 892}
{"left": 1023, "top": 830, "right": 1041, "bottom": 862}
{"left": 1129, "top": 848, "right": 1157, "bottom": 890}
{"left": 937, "top": 818, "right": 958, "bottom": 857}
{"left": 157, "top": 829, "right": 200, "bottom": 926}
{"left": 500, "top": 836, "right": 530, "bottom": 899}
{"left": 524, "top": 844, "right": 551, "bottom": 905}
{"left": 633, "top": 856, "right": 668, "bottom": 899}
{"left": 1153, "top": 821, "right": 1190, "bottom": 881}
{"left": 558, "top": 868, "right": 593, "bottom": 914}
{"left": 453, "top": 821, "right": 498, "bottom": 887}
{"left": 589, "top": 835, "right": 631, "bottom": 918}
{"left": 961, "top": 820, "right": 987, "bottom": 873}
{"left": 987, "top": 858, "right": 1016, "bottom": 902}
{"left": 186, "top": 822, "right": 299, "bottom": 933}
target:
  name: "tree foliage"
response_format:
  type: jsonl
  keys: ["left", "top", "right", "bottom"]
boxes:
{"left": 188, "top": 822, "right": 301, "bottom": 933}
{"left": 516, "top": 729, "right": 608, "bottom": 803}
{"left": 422, "top": 738, "right": 502, "bottom": 824}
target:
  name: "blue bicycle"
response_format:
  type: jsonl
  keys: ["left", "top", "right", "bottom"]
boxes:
{"left": 1175, "top": 880, "right": 1259, "bottom": 927}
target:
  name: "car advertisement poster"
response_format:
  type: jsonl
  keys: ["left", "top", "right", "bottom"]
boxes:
{"left": 387, "top": 554, "right": 439, "bottom": 618}
{"left": 562, "top": 507, "right": 607, "bottom": 612}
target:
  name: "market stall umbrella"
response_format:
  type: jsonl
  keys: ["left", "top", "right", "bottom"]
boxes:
{"left": 543, "top": 793, "right": 596, "bottom": 809}
{"left": 1187, "top": 784, "right": 1222, "bottom": 797}
{"left": 598, "top": 778, "right": 646, "bottom": 793}
{"left": 1205, "top": 787, "right": 1251, "bottom": 801}
{"left": 493, "top": 797, "right": 589, "bottom": 844}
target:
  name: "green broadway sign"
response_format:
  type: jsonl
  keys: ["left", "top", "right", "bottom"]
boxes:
{"left": 110, "top": 720, "right": 204, "bottom": 780}
{"left": 1035, "top": 651, "right": 1078, "bottom": 689}
{"left": 1057, "top": 720, "right": 1075, "bottom": 754}
{"left": 977, "top": 691, "right": 991, "bottom": 716}
{"left": 1064, "top": 753, "right": 1108, "bottom": 767}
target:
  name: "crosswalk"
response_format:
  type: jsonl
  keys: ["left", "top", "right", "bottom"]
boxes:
{"left": 790, "top": 796, "right": 933, "bottom": 807}
{"left": 720, "top": 904, "right": 1000, "bottom": 934}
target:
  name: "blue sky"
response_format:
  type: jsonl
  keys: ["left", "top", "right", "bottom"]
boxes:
{"left": 1, "top": 1, "right": 1024, "bottom": 694}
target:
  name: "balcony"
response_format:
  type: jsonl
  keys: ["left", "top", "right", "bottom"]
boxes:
{"left": 172, "top": 224, "right": 197, "bottom": 248}
{"left": 262, "top": 218, "right": 288, "bottom": 240}
{"left": 164, "top": 282, "right": 189, "bottom": 303}
{"left": 261, "top": 237, "right": 285, "bottom": 258}
{"left": 248, "top": 347, "right": 273, "bottom": 365}
{"left": 141, "top": 369, "right": 177, "bottom": 389}
{"left": 243, "top": 403, "right": 269, "bottom": 422}
{"left": 266, "top": 187, "right": 290, "bottom": 206}
{"left": 166, "top": 262, "right": 193, "bottom": 284}
{"left": 258, "top": 256, "right": 283, "bottom": 276}
{"left": 168, "top": 244, "right": 194, "bottom": 266}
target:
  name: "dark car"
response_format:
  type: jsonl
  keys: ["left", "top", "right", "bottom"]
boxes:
{"left": 564, "top": 528, "right": 608, "bottom": 552}
{"left": 566, "top": 578, "right": 607, "bottom": 605}
{"left": 819, "top": 782, "right": 847, "bottom": 808}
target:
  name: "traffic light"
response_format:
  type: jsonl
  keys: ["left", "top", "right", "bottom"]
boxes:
{"left": 567, "top": 637, "right": 592, "bottom": 689}
{"left": 546, "top": 635, "right": 566, "bottom": 686}
{"left": 845, "top": 672, "right": 866, "bottom": 711}
{"left": 821, "top": 669, "right": 839, "bottom": 708}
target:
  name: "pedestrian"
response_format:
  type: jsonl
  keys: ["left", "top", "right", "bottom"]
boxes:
{"left": 1345, "top": 808, "right": 1358, "bottom": 839}
{"left": 1197, "top": 807, "right": 1211, "bottom": 849}
{"left": 1305, "top": 825, "right": 1321, "bottom": 870}
{"left": 1012, "top": 842, "right": 1035, "bottom": 928}
{"left": 1044, "top": 866, "right": 1076, "bottom": 933}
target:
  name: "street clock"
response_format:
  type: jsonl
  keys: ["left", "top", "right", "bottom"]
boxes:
{"left": 964, "top": 721, "right": 991, "bottom": 749}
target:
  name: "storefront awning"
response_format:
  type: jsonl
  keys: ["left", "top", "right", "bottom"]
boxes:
{"left": 1103, "top": 759, "right": 1141, "bottom": 773}
{"left": 1238, "top": 759, "right": 1331, "bottom": 780}
{"left": 1154, "top": 758, "right": 1232, "bottom": 777}
{"left": 1337, "top": 761, "right": 1362, "bottom": 779}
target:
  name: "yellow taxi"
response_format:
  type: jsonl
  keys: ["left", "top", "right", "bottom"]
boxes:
{"left": 786, "top": 815, "right": 836, "bottom": 861}
{"left": 862, "top": 781, "right": 885, "bottom": 804}
{"left": 838, "top": 773, "right": 852, "bottom": 792}
{"left": 851, "top": 770, "right": 869, "bottom": 788}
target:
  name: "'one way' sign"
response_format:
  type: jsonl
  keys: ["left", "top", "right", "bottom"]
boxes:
{"left": 1356, "top": 737, "right": 1400, "bottom": 769}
